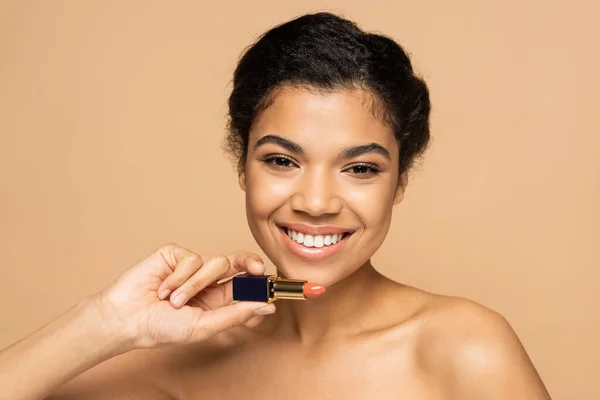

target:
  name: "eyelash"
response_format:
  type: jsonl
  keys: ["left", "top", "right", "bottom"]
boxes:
{"left": 263, "top": 155, "right": 296, "bottom": 169}
{"left": 347, "top": 163, "right": 381, "bottom": 177}
{"left": 262, "top": 155, "right": 381, "bottom": 177}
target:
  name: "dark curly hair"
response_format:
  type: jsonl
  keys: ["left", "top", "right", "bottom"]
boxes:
{"left": 225, "top": 12, "right": 431, "bottom": 176}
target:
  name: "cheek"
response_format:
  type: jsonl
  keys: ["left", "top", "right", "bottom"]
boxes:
{"left": 245, "top": 167, "right": 291, "bottom": 222}
{"left": 341, "top": 182, "right": 397, "bottom": 229}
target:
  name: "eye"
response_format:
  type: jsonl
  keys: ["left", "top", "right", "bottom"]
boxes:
{"left": 262, "top": 155, "right": 298, "bottom": 169}
{"left": 345, "top": 163, "right": 380, "bottom": 178}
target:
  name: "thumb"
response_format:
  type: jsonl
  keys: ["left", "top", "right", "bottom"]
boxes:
{"left": 190, "top": 302, "right": 276, "bottom": 341}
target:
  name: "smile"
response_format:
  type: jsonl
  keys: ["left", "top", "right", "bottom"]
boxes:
{"left": 276, "top": 223, "right": 354, "bottom": 260}
{"left": 284, "top": 228, "right": 348, "bottom": 248}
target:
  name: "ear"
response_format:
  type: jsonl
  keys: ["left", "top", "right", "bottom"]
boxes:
{"left": 237, "top": 164, "right": 247, "bottom": 192}
{"left": 393, "top": 172, "right": 408, "bottom": 205}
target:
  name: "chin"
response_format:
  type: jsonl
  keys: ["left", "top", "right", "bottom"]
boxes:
{"left": 274, "top": 260, "right": 358, "bottom": 288}
{"left": 272, "top": 255, "right": 355, "bottom": 286}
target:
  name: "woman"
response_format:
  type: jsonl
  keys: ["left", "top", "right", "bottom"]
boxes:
{"left": 1, "top": 12, "right": 551, "bottom": 399}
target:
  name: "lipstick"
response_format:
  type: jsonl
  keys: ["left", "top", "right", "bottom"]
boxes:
{"left": 232, "top": 275, "right": 326, "bottom": 303}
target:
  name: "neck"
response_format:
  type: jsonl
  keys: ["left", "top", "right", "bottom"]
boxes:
{"left": 260, "top": 260, "right": 389, "bottom": 345}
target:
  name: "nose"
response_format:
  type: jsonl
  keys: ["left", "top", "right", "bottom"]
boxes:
{"left": 290, "top": 167, "right": 343, "bottom": 217}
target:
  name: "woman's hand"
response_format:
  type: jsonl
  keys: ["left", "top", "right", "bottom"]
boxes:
{"left": 95, "top": 243, "right": 275, "bottom": 350}
{"left": 0, "top": 244, "right": 275, "bottom": 400}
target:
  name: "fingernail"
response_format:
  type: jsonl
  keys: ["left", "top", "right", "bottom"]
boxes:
{"left": 172, "top": 293, "right": 188, "bottom": 307}
{"left": 254, "top": 304, "right": 275, "bottom": 316}
{"left": 158, "top": 289, "right": 171, "bottom": 300}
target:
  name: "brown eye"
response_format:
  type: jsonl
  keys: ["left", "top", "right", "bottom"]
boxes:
{"left": 263, "top": 155, "right": 297, "bottom": 169}
{"left": 345, "top": 163, "right": 380, "bottom": 177}
{"left": 351, "top": 165, "right": 370, "bottom": 174}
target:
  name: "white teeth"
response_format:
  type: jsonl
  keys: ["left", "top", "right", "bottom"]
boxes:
{"left": 285, "top": 228, "right": 347, "bottom": 247}
{"left": 313, "top": 236, "right": 324, "bottom": 248}
{"left": 303, "top": 235, "right": 314, "bottom": 247}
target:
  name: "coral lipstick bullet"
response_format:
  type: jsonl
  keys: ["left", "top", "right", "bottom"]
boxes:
{"left": 232, "top": 275, "right": 326, "bottom": 302}
{"left": 304, "top": 283, "right": 326, "bottom": 298}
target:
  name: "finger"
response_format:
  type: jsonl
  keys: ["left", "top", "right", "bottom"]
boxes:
{"left": 224, "top": 251, "right": 266, "bottom": 279}
{"left": 187, "top": 279, "right": 233, "bottom": 311}
{"left": 157, "top": 254, "right": 204, "bottom": 300}
{"left": 158, "top": 250, "right": 263, "bottom": 298}
{"left": 157, "top": 243, "right": 196, "bottom": 271}
{"left": 129, "top": 243, "right": 194, "bottom": 279}
{"left": 189, "top": 301, "right": 276, "bottom": 341}
{"left": 243, "top": 314, "right": 269, "bottom": 328}
{"left": 169, "top": 256, "right": 231, "bottom": 308}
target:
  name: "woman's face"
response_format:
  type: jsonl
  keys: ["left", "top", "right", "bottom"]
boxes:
{"left": 240, "top": 86, "right": 406, "bottom": 287}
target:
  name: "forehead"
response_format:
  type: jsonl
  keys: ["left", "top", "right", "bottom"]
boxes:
{"left": 249, "top": 86, "right": 397, "bottom": 155}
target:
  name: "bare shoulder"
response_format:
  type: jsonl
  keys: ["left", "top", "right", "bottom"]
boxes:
{"left": 410, "top": 292, "right": 551, "bottom": 399}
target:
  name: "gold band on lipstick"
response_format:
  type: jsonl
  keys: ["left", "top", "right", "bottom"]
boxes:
{"left": 269, "top": 275, "right": 307, "bottom": 301}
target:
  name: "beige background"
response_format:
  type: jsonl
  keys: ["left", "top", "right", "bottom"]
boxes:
{"left": 1, "top": 0, "right": 598, "bottom": 398}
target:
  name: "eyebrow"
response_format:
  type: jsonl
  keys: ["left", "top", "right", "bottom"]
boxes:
{"left": 254, "top": 134, "right": 391, "bottom": 161}
{"left": 254, "top": 134, "right": 303, "bottom": 154}
{"left": 341, "top": 143, "right": 391, "bottom": 161}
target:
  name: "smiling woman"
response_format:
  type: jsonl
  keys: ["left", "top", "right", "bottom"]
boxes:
{"left": 0, "top": 11, "right": 552, "bottom": 400}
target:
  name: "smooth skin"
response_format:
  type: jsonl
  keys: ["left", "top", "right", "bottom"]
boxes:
{"left": 0, "top": 87, "right": 551, "bottom": 400}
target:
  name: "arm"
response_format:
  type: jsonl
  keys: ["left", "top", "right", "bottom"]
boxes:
{"left": 0, "top": 245, "right": 273, "bottom": 400}
{"left": 0, "top": 296, "right": 134, "bottom": 400}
